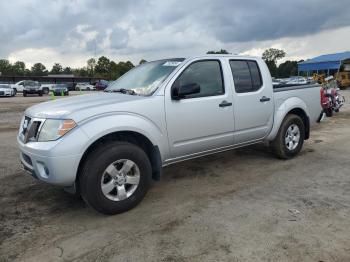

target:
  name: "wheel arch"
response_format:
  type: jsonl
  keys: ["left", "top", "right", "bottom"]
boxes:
{"left": 77, "top": 130, "right": 163, "bottom": 185}
{"left": 267, "top": 97, "right": 310, "bottom": 141}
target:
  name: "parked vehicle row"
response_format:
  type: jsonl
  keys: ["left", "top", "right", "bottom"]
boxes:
{"left": 18, "top": 55, "right": 322, "bottom": 215}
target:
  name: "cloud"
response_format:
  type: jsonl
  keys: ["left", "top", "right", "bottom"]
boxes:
{"left": 1, "top": 0, "right": 350, "bottom": 67}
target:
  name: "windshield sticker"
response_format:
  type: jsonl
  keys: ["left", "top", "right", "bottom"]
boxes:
{"left": 162, "top": 61, "right": 182, "bottom": 67}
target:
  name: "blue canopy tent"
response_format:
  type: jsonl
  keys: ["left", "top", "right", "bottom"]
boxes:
{"left": 298, "top": 51, "right": 350, "bottom": 76}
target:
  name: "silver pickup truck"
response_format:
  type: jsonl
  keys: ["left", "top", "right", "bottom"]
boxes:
{"left": 18, "top": 55, "right": 322, "bottom": 214}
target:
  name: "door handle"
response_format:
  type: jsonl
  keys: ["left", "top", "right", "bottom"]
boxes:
{"left": 260, "top": 96, "right": 271, "bottom": 102}
{"left": 219, "top": 100, "right": 233, "bottom": 107}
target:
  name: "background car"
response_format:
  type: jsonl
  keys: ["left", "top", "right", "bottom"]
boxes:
{"left": 0, "top": 84, "right": 15, "bottom": 97}
{"left": 286, "top": 76, "right": 307, "bottom": 85}
{"left": 52, "top": 84, "right": 69, "bottom": 96}
{"left": 75, "top": 82, "right": 95, "bottom": 91}
{"left": 23, "top": 81, "right": 43, "bottom": 97}
{"left": 95, "top": 80, "right": 109, "bottom": 90}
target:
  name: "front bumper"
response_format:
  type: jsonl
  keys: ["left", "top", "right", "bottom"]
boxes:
{"left": 0, "top": 92, "right": 13, "bottom": 96}
{"left": 17, "top": 129, "right": 87, "bottom": 186}
{"left": 24, "top": 89, "right": 40, "bottom": 94}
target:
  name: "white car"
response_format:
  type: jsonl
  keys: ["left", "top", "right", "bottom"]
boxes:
{"left": 0, "top": 84, "right": 15, "bottom": 97}
{"left": 286, "top": 77, "right": 307, "bottom": 85}
{"left": 76, "top": 83, "right": 95, "bottom": 91}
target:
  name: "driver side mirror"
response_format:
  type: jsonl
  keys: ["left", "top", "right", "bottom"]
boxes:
{"left": 171, "top": 81, "right": 200, "bottom": 100}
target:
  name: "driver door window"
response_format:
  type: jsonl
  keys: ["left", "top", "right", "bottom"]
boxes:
{"left": 176, "top": 60, "right": 224, "bottom": 98}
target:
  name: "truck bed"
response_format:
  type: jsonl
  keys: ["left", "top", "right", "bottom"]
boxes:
{"left": 273, "top": 84, "right": 321, "bottom": 125}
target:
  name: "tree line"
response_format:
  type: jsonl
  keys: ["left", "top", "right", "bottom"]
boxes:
{"left": 0, "top": 56, "right": 141, "bottom": 80}
{"left": 0, "top": 49, "right": 300, "bottom": 80}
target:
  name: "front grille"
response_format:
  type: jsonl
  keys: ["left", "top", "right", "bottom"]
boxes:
{"left": 0, "top": 91, "right": 4, "bottom": 95}
{"left": 22, "top": 116, "right": 43, "bottom": 143}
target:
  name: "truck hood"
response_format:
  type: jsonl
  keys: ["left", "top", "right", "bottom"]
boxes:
{"left": 25, "top": 92, "right": 147, "bottom": 120}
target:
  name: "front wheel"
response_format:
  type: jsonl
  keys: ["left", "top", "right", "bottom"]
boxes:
{"left": 42, "top": 88, "right": 49, "bottom": 94}
{"left": 79, "top": 141, "right": 152, "bottom": 215}
{"left": 270, "top": 114, "right": 305, "bottom": 159}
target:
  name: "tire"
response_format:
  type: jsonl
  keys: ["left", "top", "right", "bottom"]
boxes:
{"left": 13, "top": 88, "right": 17, "bottom": 96}
{"left": 38, "top": 91, "right": 43, "bottom": 96}
{"left": 325, "top": 108, "right": 333, "bottom": 117}
{"left": 23, "top": 91, "right": 27, "bottom": 97}
{"left": 270, "top": 114, "right": 305, "bottom": 159}
{"left": 42, "top": 88, "right": 49, "bottom": 95}
{"left": 79, "top": 141, "right": 152, "bottom": 215}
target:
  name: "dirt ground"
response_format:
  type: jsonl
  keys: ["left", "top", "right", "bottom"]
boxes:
{"left": 1, "top": 90, "right": 350, "bottom": 262}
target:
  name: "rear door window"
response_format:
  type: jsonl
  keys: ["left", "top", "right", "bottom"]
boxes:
{"left": 229, "top": 60, "right": 263, "bottom": 93}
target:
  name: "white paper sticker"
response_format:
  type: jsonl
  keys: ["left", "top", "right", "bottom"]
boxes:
{"left": 163, "top": 61, "right": 182, "bottom": 67}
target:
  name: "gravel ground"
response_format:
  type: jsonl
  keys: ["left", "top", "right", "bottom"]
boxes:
{"left": 0, "top": 90, "right": 350, "bottom": 262}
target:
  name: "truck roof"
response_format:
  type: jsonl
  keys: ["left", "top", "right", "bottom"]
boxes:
{"left": 187, "top": 54, "right": 261, "bottom": 60}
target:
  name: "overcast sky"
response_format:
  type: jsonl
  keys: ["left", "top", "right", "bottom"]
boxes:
{"left": 1, "top": 0, "right": 350, "bottom": 68}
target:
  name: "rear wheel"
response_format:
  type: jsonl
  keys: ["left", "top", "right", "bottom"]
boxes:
{"left": 271, "top": 114, "right": 305, "bottom": 159}
{"left": 79, "top": 141, "right": 152, "bottom": 215}
{"left": 12, "top": 88, "right": 17, "bottom": 96}
{"left": 23, "top": 91, "right": 27, "bottom": 97}
{"left": 325, "top": 108, "right": 333, "bottom": 117}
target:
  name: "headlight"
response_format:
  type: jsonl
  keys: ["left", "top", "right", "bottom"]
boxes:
{"left": 38, "top": 119, "right": 76, "bottom": 142}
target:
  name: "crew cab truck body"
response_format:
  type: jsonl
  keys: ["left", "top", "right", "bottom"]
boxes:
{"left": 18, "top": 55, "right": 322, "bottom": 214}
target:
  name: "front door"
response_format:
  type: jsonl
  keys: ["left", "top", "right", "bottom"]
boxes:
{"left": 165, "top": 59, "right": 235, "bottom": 158}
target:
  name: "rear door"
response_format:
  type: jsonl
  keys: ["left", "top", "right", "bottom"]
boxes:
{"left": 229, "top": 59, "right": 274, "bottom": 144}
{"left": 165, "top": 59, "right": 235, "bottom": 158}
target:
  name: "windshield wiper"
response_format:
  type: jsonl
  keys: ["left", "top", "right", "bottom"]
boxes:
{"left": 104, "top": 88, "right": 137, "bottom": 95}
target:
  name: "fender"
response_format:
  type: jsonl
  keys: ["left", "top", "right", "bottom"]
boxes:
{"left": 266, "top": 97, "right": 309, "bottom": 141}
{"left": 78, "top": 113, "right": 169, "bottom": 161}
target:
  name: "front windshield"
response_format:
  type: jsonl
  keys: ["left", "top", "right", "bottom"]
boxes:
{"left": 0, "top": 85, "right": 10, "bottom": 89}
{"left": 106, "top": 58, "right": 184, "bottom": 96}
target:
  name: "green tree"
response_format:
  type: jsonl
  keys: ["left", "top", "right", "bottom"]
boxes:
{"left": 12, "top": 61, "right": 26, "bottom": 76}
{"left": 0, "top": 59, "right": 12, "bottom": 75}
{"left": 277, "top": 60, "right": 298, "bottom": 78}
{"left": 63, "top": 67, "right": 72, "bottom": 74}
{"left": 72, "top": 67, "right": 89, "bottom": 77}
{"left": 116, "top": 61, "right": 134, "bottom": 78}
{"left": 50, "top": 63, "right": 63, "bottom": 74}
{"left": 95, "top": 56, "right": 111, "bottom": 76}
{"left": 87, "top": 58, "right": 96, "bottom": 77}
{"left": 207, "top": 49, "right": 230, "bottom": 54}
{"left": 31, "top": 63, "right": 48, "bottom": 76}
{"left": 262, "top": 48, "right": 286, "bottom": 77}
{"left": 139, "top": 59, "right": 147, "bottom": 64}
{"left": 109, "top": 61, "right": 118, "bottom": 79}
